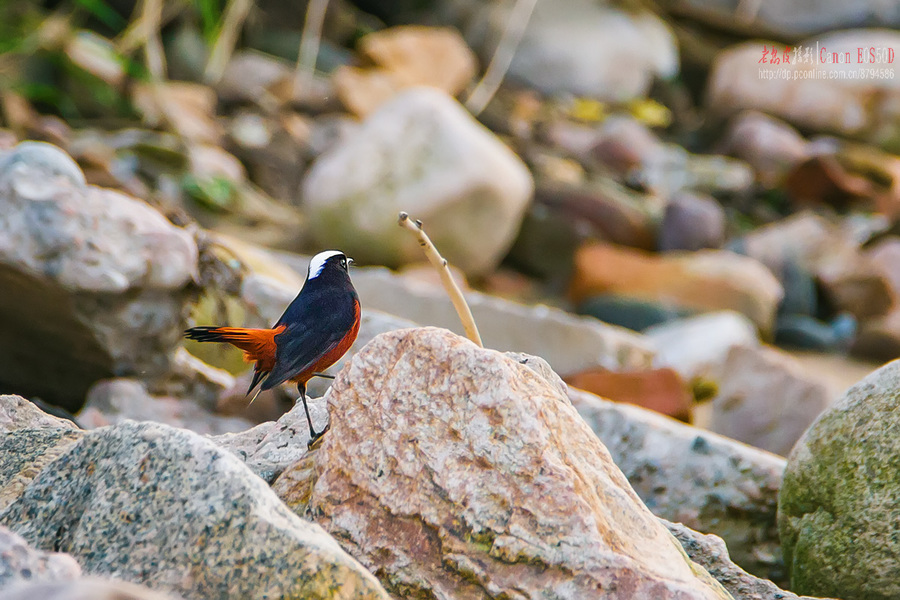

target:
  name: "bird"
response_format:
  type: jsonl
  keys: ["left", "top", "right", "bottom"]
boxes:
{"left": 185, "top": 250, "right": 360, "bottom": 445}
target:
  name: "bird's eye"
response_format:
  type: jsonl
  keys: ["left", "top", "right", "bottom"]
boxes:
{"left": 341, "top": 258, "right": 347, "bottom": 269}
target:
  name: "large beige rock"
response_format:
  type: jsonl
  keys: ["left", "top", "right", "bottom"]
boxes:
{"left": 303, "top": 87, "right": 533, "bottom": 277}
{"left": 0, "top": 141, "right": 198, "bottom": 410}
{"left": 0, "top": 395, "right": 78, "bottom": 433}
{"left": 281, "top": 327, "right": 732, "bottom": 599}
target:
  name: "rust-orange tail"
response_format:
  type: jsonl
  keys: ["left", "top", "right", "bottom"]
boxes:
{"left": 184, "top": 325, "right": 285, "bottom": 372}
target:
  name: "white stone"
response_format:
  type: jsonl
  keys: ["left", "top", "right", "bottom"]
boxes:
{"left": 303, "top": 87, "right": 533, "bottom": 276}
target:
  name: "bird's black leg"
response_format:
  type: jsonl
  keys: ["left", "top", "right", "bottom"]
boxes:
{"left": 298, "top": 382, "right": 322, "bottom": 447}
{"left": 312, "top": 372, "right": 335, "bottom": 380}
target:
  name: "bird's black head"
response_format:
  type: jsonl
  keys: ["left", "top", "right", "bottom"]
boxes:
{"left": 306, "top": 250, "right": 353, "bottom": 286}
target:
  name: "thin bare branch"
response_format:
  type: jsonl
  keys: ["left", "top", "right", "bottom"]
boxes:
{"left": 464, "top": 0, "right": 538, "bottom": 116}
{"left": 294, "top": 0, "right": 330, "bottom": 100}
{"left": 398, "top": 212, "right": 483, "bottom": 347}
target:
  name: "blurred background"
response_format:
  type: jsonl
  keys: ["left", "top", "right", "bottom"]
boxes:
{"left": 0, "top": 0, "right": 899, "bottom": 455}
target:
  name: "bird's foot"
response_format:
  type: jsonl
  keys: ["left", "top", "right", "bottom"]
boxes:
{"left": 306, "top": 421, "right": 331, "bottom": 450}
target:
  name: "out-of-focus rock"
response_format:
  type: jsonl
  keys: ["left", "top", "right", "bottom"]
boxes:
{"left": 303, "top": 87, "right": 533, "bottom": 277}
{"left": 286, "top": 328, "right": 730, "bottom": 599}
{"left": 0, "top": 525, "right": 81, "bottom": 590}
{"left": 657, "top": 0, "right": 900, "bottom": 38}
{"left": 634, "top": 146, "right": 755, "bottom": 197}
{"left": 0, "top": 141, "right": 198, "bottom": 410}
{"left": 576, "top": 294, "right": 691, "bottom": 331}
{"left": 78, "top": 378, "right": 252, "bottom": 436}
{"left": 658, "top": 191, "right": 726, "bottom": 252}
{"left": 719, "top": 111, "right": 809, "bottom": 187}
{"left": 462, "top": 0, "right": 678, "bottom": 101}
{"left": 708, "top": 31, "right": 900, "bottom": 150}
{"left": 0, "top": 395, "right": 78, "bottom": 433}
{"left": 565, "top": 367, "right": 693, "bottom": 422}
{"left": 779, "top": 359, "right": 900, "bottom": 598}
{"left": 2, "top": 578, "right": 183, "bottom": 600}
{"left": 571, "top": 243, "right": 783, "bottom": 334}
{"left": 570, "top": 388, "right": 787, "bottom": 585}
{"left": 852, "top": 309, "right": 900, "bottom": 360}
{"left": 334, "top": 26, "right": 477, "bottom": 117}
{"left": 775, "top": 313, "right": 857, "bottom": 351}
{"left": 708, "top": 345, "right": 830, "bottom": 456}
{"left": 646, "top": 312, "right": 760, "bottom": 380}
{"left": 133, "top": 82, "right": 223, "bottom": 144}
{"left": 351, "top": 266, "right": 654, "bottom": 373}
{"left": 665, "top": 522, "right": 830, "bottom": 600}
{"left": 0, "top": 421, "right": 390, "bottom": 600}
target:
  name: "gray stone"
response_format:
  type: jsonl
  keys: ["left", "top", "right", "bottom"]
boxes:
{"left": 0, "top": 395, "right": 78, "bottom": 433}
{"left": 570, "top": 388, "right": 787, "bottom": 586}
{"left": 303, "top": 87, "right": 533, "bottom": 277}
{"left": 0, "top": 141, "right": 198, "bottom": 410}
{"left": 284, "top": 327, "right": 730, "bottom": 599}
{"left": 665, "top": 521, "right": 832, "bottom": 600}
{"left": 0, "top": 525, "right": 81, "bottom": 590}
{"left": 79, "top": 378, "right": 252, "bottom": 436}
{"left": 210, "top": 398, "right": 329, "bottom": 483}
{"left": 460, "top": 0, "right": 677, "bottom": 100}
{"left": 658, "top": 192, "right": 726, "bottom": 252}
{"left": 779, "top": 358, "right": 900, "bottom": 599}
{"left": 0, "top": 421, "right": 389, "bottom": 600}
{"left": 719, "top": 111, "right": 808, "bottom": 187}
{"left": 0, "top": 425, "right": 84, "bottom": 512}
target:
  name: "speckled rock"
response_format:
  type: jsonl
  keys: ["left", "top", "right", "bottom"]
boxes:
{"left": 2, "top": 578, "right": 184, "bottom": 600}
{"left": 569, "top": 389, "right": 787, "bottom": 586}
{"left": 211, "top": 397, "right": 329, "bottom": 483}
{"left": 0, "top": 421, "right": 389, "bottom": 600}
{"left": 779, "top": 359, "right": 900, "bottom": 599}
{"left": 285, "top": 327, "right": 731, "bottom": 599}
{"left": 0, "top": 525, "right": 81, "bottom": 590}
{"left": 0, "top": 395, "right": 78, "bottom": 433}
{"left": 0, "top": 425, "right": 83, "bottom": 512}
{"left": 303, "top": 87, "right": 533, "bottom": 277}
{"left": 0, "top": 141, "right": 198, "bottom": 410}
{"left": 708, "top": 345, "right": 830, "bottom": 457}
{"left": 665, "top": 522, "right": 830, "bottom": 600}
{"left": 78, "top": 378, "right": 252, "bottom": 436}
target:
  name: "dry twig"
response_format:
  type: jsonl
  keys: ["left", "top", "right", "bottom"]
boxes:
{"left": 294, "top": 0, "right": 330, "bottom": 100}
{"left": 141, "top": 0, "right": 167, "bottom": 80}
{"left": 398, "top": 212, "right": 483, "bottom": 347}
{"left": 464, "top": 0, "right": 538, "bottom": 116}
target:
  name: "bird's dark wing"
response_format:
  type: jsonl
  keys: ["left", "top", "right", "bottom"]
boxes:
{"left": 262, "top": 292, "right": 358, "bottom": 390}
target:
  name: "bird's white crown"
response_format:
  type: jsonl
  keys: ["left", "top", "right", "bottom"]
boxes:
{"left": 308, "top": 250, "right": 344, "bottom": 279}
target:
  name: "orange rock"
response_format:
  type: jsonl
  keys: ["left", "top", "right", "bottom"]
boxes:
{"left": 566, "top": 367, "right": 693, "bottom": 422}
{"left": 569, "top": 243, "right": 782, "bottom": 334}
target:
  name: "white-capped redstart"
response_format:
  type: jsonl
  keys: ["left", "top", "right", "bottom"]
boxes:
{"left": 185, "top": 250, "right": 360, "bottom": 444}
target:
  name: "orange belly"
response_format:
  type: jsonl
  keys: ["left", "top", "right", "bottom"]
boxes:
{"left": 293, "top": 300, "right": 361, "bottom": 384}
